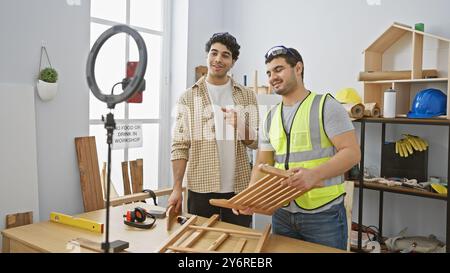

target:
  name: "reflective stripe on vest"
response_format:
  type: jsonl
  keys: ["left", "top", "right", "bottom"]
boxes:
{"left": 268, "top": 92, "right": 344, "bottom": 210}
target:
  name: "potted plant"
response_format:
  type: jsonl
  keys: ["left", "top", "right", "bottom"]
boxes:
{"left": 37, "top": 67, "right": 58, "bottom": 101}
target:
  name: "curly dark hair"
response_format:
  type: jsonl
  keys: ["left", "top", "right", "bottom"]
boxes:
{"left": 265, "top": 47, "right": 304, "bottom": 79}
{"left": 205, "top": 32, "right": 240, "bottom": 61}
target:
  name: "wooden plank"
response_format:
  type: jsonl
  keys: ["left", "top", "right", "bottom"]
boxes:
{"left": 366, "top": 25, "right": 408, "bottom": 52}
{"left": 228, "top": 174, "right": 272, "bottom": 203}
{"left": 109, "top": 187, "right": 186, "bottom": 207}
{"left": 245, "top": 177, "right": 286, "bottom": 207}
{"left": 232, "top": 238, "right": 247, "bottom": 253}
{"left": 364, "top": 51, "right": 382, "bottom": 72}
{"left": 259, "top": 188, "right": 299, "bottom": 210}
{"left": 412, "top": 33, "right": 424, "bottom": 79}
{"left": 358, "top": 69, "right": 437, "bottom": 81}
{"left": 189, "top": 226, "right": 262, "bottom": 237}
{"left": 258, "top": 164, "right": 292, "bottom": 178}
{"left": 364, "top": 83, "right": 382, "bottom": 108}
{"left": 75, "top": 137, "right": 104, "bottom": 212}
{"left": 121, "top": 161, "right": 132, "bottom": 196}
{"left": 178, "top": 215, "right": 220, "bottom": 248}
{"left": 167, "top": 246, "right": 219, "bottom": 253}
{"left": 233, "top": 176, "right": 279, "bottom": 205}
{"left": 100, "top": 162, "right": 118, "bottom": 199}
{"left": 266, "top": 191, "right": 304, "bottom": 213}
{"left": 166, "top": 205, "right": 179, "bottom": 231}
{"left": 344, "top": 181, "right": 354, "bottom": 251}
{"left": 207, "top": 233, "right": 229, "bottom": 251}
{"left": 240, "top": 177, "right": 285, "bottom": 206}
{"left": 130, "top": 159, "right": 143, "bottom": 193}
{"left": 254, "top": 224, "right": 271, "bottom": 253}
{"left": 6, "top": 212, "right": 33, "bottom": 229}
{"left": 157, "top": 215, "right": 198, "bottom": 253}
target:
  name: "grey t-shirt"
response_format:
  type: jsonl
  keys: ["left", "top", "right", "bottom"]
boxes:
{"left": 259, "top": 93, "right": 354, "bottom": 213}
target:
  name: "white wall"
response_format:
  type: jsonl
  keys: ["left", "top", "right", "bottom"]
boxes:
{"left": 0, "top": 0, "right": 90, "bottom": 229}
{"left": 184, "top": 0, "right": 450, "bottom": 241}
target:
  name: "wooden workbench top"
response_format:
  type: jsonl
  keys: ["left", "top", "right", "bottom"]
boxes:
{"left": 1, "top": 202, "right": 346, "bottom": 253}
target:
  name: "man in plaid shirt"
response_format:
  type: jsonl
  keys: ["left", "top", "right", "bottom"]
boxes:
{"left": 168, "top": 32, "right": 259, "bottom": 227}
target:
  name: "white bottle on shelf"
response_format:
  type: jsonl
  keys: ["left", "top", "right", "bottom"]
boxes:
{"left": 383, "top": 88, "right": 397, "bottom": 118}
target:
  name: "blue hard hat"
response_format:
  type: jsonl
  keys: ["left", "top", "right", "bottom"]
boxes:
{"left": 407, "top": 88, "right": 447, "bottom": 118}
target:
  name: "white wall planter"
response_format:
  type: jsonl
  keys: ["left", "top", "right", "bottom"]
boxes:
{"left": 36, "top": 80, "right": 58, "bottom": 101}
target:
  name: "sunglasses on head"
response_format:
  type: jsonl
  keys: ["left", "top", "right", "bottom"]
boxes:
{"left": 264, "top": 45, "right": 296, "bottom": 61}
{"left": 212, "top": 32, "right": 228, "bottom": 37}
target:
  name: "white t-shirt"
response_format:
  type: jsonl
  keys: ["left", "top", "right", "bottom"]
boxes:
{"left": 206, "top": 80, "right": 236, "bottom": 193}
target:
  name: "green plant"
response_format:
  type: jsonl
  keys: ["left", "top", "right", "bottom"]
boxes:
{"left": 39, "top": 67, "right": 58, "bottom": 83}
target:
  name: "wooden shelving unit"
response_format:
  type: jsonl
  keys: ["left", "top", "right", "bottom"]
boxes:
{"left": 354, "top": 22, "right": 450, "bottom": 253}
{"left": 361, "top": 22, "right": 450, "bottom": 119}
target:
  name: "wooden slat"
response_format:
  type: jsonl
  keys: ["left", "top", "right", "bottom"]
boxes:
{"left": 258, "top": 187, "right": 299, "bottom": 210}
{"left": 171, "top": 229, "right": 195, "bottom": 248}
{"left": 364, "top": 51, "right": 382, "bottom": 72}
{"left": 232, "top": 238, "right": 247, "bottom": 253}
{"left": 188, "top": 226, "right": 262, "bottom": 237}
{"left": 207, "top": 233, "right": 229, "bottom": 251}
{"left": 242, "top": 177, "right": 285, "bottom": 207}
{"left": 233, "top": 176, "right": 279, "bottom": 205}
{"left": 109, "top": 187, "right": 186, "bottom": 207}
{"left": 166, "top": 205, "right": 179, "bottom": 231}
{"left": 100, "top": 162, "right": 118, "bottom": 199}
{"left": 209, "top": 165, "right": 302, "bottom": 215}
{"left": 130, "top": 159, "right": 143, "bottom": 193}
{"left": 344, "top": 181, "right": 355, "bottom": 251}
{"left": 167, "top": 246, "right": 219, "bottom": 253}
{"left": 254, "top": 224, "right": 271, "bottom": 253}
{"left": 258, "top": 164, "right": 291, "bottom": 178}
{"left": 157, "top": 215, "right": 198, "bottom": 253}
{"left": 121, "top": 161, "right": 131, "bottom": 196}
{"left": 228, "top": 174, "right": 272, "bottom": 203}
{"left": 366, "top": 25, "right": 408, "bottom": 52}
{"left": 266, "top": 191, "right": 304, "bottom": 212}
{"left": 412, "top": 33, "right": 424, "bottom": 79}
{"left": 6, "top": 212, "right": 33, "bottom": 229}
{"left": 75, "top": 137, "right": 105, "bottom": 212}
{"left": 178, "top": 215, "right": 219, "bottom": 248}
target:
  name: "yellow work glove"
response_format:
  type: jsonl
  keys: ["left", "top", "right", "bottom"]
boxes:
{"left": 395, "top": 138, "right": 413, "bottom": 157}
{"left": 403, "top": 134, "right": 428, "bottom": 152}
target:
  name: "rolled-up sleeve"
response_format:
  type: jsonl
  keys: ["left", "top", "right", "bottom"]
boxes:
{"left": 171, "top": 95, "right": 191, "bottom": 161}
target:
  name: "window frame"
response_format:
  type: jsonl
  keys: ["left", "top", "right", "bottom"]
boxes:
{"left": 89, "top": 0, "right": 172, "bottom": 192}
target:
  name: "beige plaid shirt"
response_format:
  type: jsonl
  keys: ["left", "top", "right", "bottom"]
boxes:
{"left": 171, "top": 76, "right": 259, "bottom": 193}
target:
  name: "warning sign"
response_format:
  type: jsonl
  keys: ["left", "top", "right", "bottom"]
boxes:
{"left": 112, "top": 122, "right": 143, "bottom": 150}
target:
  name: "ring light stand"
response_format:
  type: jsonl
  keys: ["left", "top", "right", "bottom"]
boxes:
{"left": 86, "top": 24, "right": 147, "bottom": 253}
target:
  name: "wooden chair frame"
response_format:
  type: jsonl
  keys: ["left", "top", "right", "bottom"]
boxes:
{"left": 157, "top": 214, "right": 271, "bottom": 253}
{"left": 209, "top": 164, "right": 301, "bottom": 215}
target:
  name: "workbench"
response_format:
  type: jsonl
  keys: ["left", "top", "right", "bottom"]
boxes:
{"left": 1, "top": 202, "right": 346, "bottom": 253}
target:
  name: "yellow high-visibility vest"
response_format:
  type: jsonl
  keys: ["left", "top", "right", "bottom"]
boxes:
{"left": 265, "top": 92, "right": 345, "bottom": 210}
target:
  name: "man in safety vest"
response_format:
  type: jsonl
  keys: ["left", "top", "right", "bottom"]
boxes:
{"left": 234, "top": 46, "right": 361, "bottom": 250}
